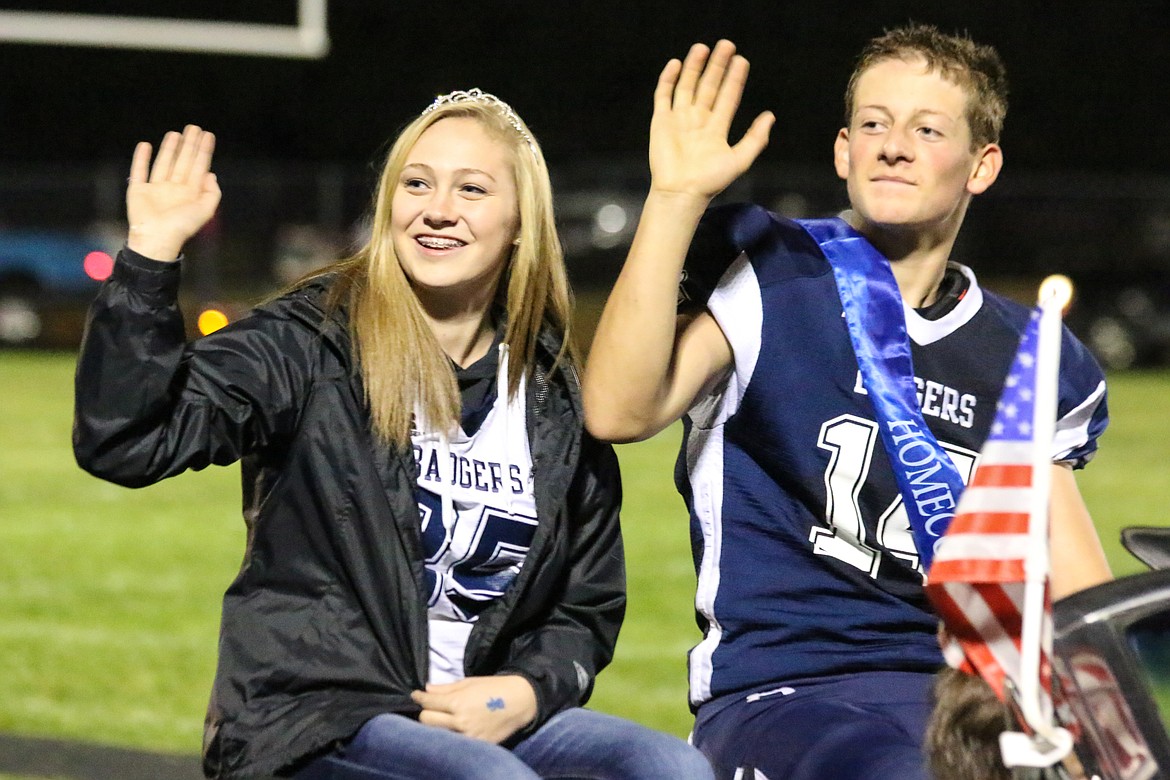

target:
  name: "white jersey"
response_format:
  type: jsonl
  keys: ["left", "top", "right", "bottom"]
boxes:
{"left": 411, "top": 345, "right": 538, "bottom": 684}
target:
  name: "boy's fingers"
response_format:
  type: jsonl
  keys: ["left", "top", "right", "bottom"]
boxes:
{"left": 712, "top": 54, "right": 751, "bottom": 123}
{"left": 731, "top": 111, "right": 775, "bottom": 170}
{"left": 674, "top": 42, "right": 710, "bottom": 105}
{"left": 694, "top": 39, "right": 736, "bottom": 109}
{"left": 655, "top": 58, "right": 683, "bottom": 112}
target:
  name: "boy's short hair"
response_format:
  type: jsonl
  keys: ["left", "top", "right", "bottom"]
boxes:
{"left": 844, "top": 22, "right": 1009, "bottom": 149}
{"left": 925, "top": 667, "right": 1014, "bottom": 780}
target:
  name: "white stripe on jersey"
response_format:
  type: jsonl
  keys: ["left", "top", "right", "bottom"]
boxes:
{"left": 691, "top": 252, "right": 761, "bottom": 430}
{"left": 1053, "top": 380, "right": 1106, "bottom": 463}
{"left": 687, "top": 252, "right": 763, "bottom": 705}
{"left": 686, "top": 421, "right": 726, "bottom": 706}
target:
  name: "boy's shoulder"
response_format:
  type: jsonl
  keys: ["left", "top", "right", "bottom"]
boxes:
{"left": 682, "top": 203, "right": 831, "bottom": 305}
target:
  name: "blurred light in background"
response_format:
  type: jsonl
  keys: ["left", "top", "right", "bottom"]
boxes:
{"left": 0, "top": 298, "right": 41, "bottom": 343}
{"left": 589, "top": 201, "right": 637, "bottom": 251}
{"left": 197, "top": 307, "right": 229, "bottom": 335}
{"left": 594, "top": 203, "right": 628, "bottom": 236}
{"left": 83, "top": 251, "right": 114, "bottom": 281}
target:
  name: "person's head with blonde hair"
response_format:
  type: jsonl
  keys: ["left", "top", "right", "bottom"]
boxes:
{"left": 844, "top": 22, "right": 1009, "bottom": 150}
{"left": 330, "top": 89, "right": 574, "bottom": 445}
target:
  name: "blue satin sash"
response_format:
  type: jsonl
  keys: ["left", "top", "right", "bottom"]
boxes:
{"left": 797, "top": 217, "right": 965, "bottom": 570}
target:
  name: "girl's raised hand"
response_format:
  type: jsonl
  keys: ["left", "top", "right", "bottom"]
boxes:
{"left": 126, "top": 124, "right": 221, "bottom": 261}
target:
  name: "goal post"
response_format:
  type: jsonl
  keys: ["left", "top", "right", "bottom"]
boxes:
{"left": 0, "top": 0, "right": 328, "bottom": 58}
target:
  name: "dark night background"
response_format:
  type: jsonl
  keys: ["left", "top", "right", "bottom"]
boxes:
{"left": 0, "top": 10, "right": 1167, "bottom": 780}
{"left": 1, "top": 0, "right": 1168, "bottom": 173}
{"left": 2, "top": 1, "right": 1170, "bottom": 365}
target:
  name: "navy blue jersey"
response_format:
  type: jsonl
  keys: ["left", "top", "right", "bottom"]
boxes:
{"left": 678, "top": 204, "right": 1108, "bottom": 707}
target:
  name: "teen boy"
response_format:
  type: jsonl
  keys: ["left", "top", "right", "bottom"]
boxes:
{"left": 583, "top": 25, "right": 1112, "bottom": 780}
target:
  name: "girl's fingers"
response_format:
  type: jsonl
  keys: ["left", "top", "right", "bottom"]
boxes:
{"left": 128, "top": 142, "right": 152, "bottom": 185}
{"left": 417, "top": 709, "right": 456, "bottom": 731}
{"left": 170, "top": 125, "right": 205, "bottom": 184}
{"left": 148, "top": 131, "right": 180, "bottom": 182}
{"left": 190, "top": 131, "right": 217, "bottom": 180}
{"left": 411, "top": 689, "right": 453, "bottom": 713}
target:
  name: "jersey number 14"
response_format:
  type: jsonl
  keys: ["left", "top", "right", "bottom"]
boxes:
{"left": 814, "top": 414, "right": 977, "bottom": 577}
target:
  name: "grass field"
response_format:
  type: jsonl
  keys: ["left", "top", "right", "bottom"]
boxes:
{"left": 0, "top": 351, "right": 1167, "bottom": 761}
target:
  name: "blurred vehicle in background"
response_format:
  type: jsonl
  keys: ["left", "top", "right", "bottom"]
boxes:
{"left": 0, "top": 229, "right": 117, "bottom": 348}
{"left": 271, "top": 222, "right": 351, "bottom": 285}
{"left": 3, "top": 161, "right": 1169, "bottom": 366}
{"left": 555, "top": 188, "right": 644, "bottom": 294}
{"left": 1066, "top": 270, "right": 1170, "bottom": 371}
{"left": 957, "top": 182, "right": 1170, "bottom": 371}
{"left": 0, "top": 226, "right": 246, "bottom": 349}
{"left": 550, "top": 161, "right": 651, "bottom": 294}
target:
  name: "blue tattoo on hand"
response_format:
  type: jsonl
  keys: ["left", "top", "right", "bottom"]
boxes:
{"left": 486, "top": 697, "right": 505, "bottom": 711}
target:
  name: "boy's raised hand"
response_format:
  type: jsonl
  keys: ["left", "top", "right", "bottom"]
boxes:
{"left": 126, "top": 124, "right": 221, "bottom": 261}
{"left": 649, "top": 40, "right": 775, "bottom": 202}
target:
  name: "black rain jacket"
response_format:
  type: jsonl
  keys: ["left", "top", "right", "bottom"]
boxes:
{"left": 73, "top": 251, "right": 625, "bottom": 779}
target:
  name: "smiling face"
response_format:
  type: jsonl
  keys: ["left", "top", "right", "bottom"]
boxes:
{"left": 391, "top": 116, "right": 520, "bottom": 308}
{"left": 834, "top": 56, "right": 1001, "bottom": 238}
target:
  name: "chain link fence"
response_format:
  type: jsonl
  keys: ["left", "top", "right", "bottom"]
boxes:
{"left": 2, "top": 159, "right": 1169, "bottom": 367}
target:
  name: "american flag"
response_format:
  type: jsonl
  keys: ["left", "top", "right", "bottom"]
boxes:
{"left": 925, "top": 303, "right": 1057, "bottom": 728}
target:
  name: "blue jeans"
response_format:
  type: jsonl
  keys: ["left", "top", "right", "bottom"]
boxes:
{"left": 293, "top": 707, "right": 714, "bottom": 780}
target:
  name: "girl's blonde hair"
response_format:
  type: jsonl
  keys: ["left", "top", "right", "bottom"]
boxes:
{"left": 321, "top": 92, "right": 575, "bottom": 446}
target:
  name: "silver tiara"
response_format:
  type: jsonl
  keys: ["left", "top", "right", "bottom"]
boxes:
{"left": 421, "top": 88, "right": 537, "bottom": 153}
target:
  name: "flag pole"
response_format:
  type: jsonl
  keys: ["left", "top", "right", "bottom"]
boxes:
{"left": 1015, "top": 274, "right": 1073, "bottom": 747}
{"left": 927, "top": 274, "right": 1080, "bottom": 768}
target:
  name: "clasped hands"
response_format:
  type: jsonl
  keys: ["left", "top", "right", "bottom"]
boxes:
{"left": 412, "top": 674, "right": 538, "bottom": 745}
